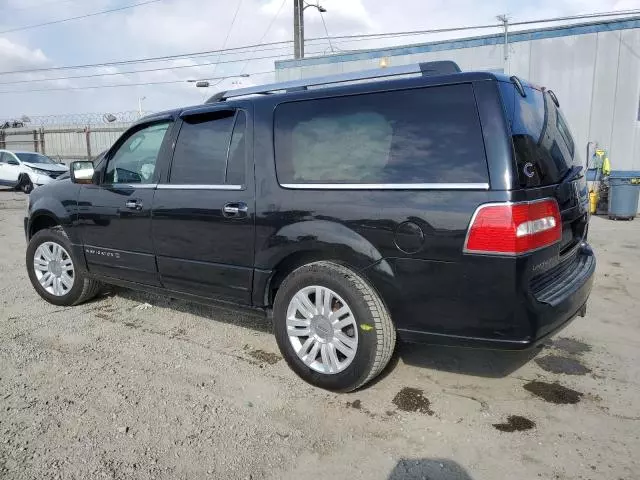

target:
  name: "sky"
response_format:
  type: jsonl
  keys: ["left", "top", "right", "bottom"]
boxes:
{"left": 0, "top": 0, "right": 638, "bottom": 121}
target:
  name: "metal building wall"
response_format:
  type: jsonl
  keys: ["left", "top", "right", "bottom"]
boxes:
{"left": 275, "top": 18, "right": 640, "bottom": 174}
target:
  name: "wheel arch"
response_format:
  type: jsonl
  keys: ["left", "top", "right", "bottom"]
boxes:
{"left": 28, "top": 212, "right": 61, "bottom": 239}
{"left": 27, "top": 190, "right": 77, "bottom": 240}
{"left": 256, "top": 220, "right": 398, "bottom": 308}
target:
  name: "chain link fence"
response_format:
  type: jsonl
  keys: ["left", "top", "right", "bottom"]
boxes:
{"left": 0, "top": 112, "right": 143, "bottom": 164}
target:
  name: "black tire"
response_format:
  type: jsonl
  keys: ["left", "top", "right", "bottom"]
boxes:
{"left": 19, "top": 174, "right": 33, "bottom": 194}
{"left": 273, "top": 261, "right": 395, "bottom": 392}
{"left": 26, "top": 227, "right": 102, "bottom": 307}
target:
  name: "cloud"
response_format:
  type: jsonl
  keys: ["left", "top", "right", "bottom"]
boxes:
{"left": 0, "top": 37, "right": 48, "bottom": 70}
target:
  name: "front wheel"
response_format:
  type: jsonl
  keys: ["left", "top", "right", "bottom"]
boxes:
{"left": 26, "top": 227, "right": 102, "bottom": 306}
{"left": 18, "top": 174, "right": 33, "bottom": 194}
{"left": 273, "top": 261, "right": 396, "bottom": 392}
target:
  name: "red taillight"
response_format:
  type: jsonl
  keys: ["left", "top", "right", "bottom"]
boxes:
{"left": 464, "top": 199, "right": 562, "bottom": 255}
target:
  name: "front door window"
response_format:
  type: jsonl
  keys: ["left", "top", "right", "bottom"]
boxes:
{"left": 104, "top": 122, "right": 170, "bottom": 184}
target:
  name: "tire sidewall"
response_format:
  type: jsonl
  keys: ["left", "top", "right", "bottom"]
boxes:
{"left": 26, "top": 228, "right": 85, "bottom": 306}
{"left": 273, "top": 263, "right": 380, "bottom": 392}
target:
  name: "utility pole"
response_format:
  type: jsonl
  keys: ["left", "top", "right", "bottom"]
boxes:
{"left": 497, "top": 14, "right": 510, "bottom": 74}
{"left": 293, "top": 0, "right": 304, "bottom": 59}
{"left": 293, "top": 1, "right": 327, "bottom": 59}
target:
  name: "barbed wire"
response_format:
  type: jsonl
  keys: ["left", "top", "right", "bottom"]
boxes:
{"left": 0, "top": 111, "right": 146, "bottom": 128}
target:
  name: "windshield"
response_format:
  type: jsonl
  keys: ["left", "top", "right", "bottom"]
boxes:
{"left": 15, "top": 152, "right": 57, "bottom": 165}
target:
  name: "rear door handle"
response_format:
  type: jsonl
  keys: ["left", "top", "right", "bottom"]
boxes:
{"left": 125, "top": 199, "right": 142, "bottom": 210}
{"left": 223, "top": 202, "right": 248, "bottom": 217}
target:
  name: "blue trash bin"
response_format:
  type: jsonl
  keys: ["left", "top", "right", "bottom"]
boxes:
{"left": 608, "top": 171, "right": 640, "bottom": 220}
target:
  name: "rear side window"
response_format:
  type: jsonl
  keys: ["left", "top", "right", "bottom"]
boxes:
{"left": 274, "top": 84, "right": 488, "bottom": 185}
{"left": 499, "top": 82, "right": 579, "bottom": 187}
{"left": 170, "top": 111, "right": 235, "bottom": 185}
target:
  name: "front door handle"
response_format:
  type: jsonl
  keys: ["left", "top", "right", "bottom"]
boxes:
{"left": 125, "top": 199, "right": 142, "bottom": 210}
{"left": 223, "top": 202, "right": 248, "bottom": 218}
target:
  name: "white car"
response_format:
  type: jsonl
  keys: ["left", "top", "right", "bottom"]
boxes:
{"left": 0, "top": 150, "right": 68, "bottom": 193}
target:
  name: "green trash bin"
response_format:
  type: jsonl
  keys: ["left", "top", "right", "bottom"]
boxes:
{"left": 608, "top": 171, "right": 640, "bottom": 220}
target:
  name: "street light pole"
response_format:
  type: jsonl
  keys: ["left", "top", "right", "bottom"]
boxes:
{"left": 293, "top": 0, "right": 303, "bottom": 59}
{"left": 138, "top": 96, "right": 146, "bottom": 118}
{"left": 293, "top": 0, "right": 327, "bottom": 59}
{"left": 497, "top": 14, "right": 510, "bottom": 75}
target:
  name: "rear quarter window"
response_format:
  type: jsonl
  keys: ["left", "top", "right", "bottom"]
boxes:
{"left": 274, "top": 84, "right": 489, "bottom": 185}
{"left": 499, "top": 81, "right": 579, "bottom": 187}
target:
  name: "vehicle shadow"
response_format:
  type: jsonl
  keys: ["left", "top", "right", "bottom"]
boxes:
{"left": 105, "top": 286, "right": 273, "bottom": 334}
{"left": 395, "top": 341, "right": 542, "bottom": 378}
{"left": 102, "top": 287, "right": 541, "bottom": 378}
{"left": 366, "top": 340, "right": 543, "bottom": 388}
{"left": 388, "top": 459, "right": 474, "bottom": 479}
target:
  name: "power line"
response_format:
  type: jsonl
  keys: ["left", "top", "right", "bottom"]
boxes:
{"left": 0, "top": 8, "right": 637, "bottom": 78}
{"left": 0, "top": 24, "right": 503, "bottom": 77}
{"left": 239, "top": 0, "right": 287, "bottom": 74}
{"left": 0, "top": 45, "right": 345, "bottom": 90}
{"left": 0, "top": 0, "right": 164, "bottom": 35}
{"left": 0, "top": 69, "right": 277, "bottom": 94}
{"left": 0, "top": 44, "right": 297, "bottom": 85}
{"left": 318, "top": 7, "right": 335, "bottom": 53}
{"left": 510, "top": 9, "right": 640, "bottom": 26}
{"left": 0, "top": 38, "right": 296, "bottom": 76}
{"left": 210, "top": 0, "right": 243, "bottom": 77}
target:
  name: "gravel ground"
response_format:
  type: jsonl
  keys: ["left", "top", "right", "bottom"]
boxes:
{"left": 0, "top": 189, "right": 639, "bottom": 480}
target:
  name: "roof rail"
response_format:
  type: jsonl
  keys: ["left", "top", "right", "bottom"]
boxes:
{"left": 205, "top": 61, "right": 461, "bottom": 103}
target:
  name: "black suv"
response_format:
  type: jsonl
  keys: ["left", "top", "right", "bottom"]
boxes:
{"left": 24, "top": 62, "right": 595, "bottom": 391}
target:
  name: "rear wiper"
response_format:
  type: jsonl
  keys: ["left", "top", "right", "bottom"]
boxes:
{"left": 559, "top": 165, "right": 583, "bottom": 184}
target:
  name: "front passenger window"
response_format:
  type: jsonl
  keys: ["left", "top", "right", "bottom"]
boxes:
{"left": 105, "top": 122, "right": 170, "bottom": 184}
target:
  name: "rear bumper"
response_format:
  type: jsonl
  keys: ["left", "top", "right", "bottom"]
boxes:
{"left": 397, "top": 243, "right": 596, "bottom": 350}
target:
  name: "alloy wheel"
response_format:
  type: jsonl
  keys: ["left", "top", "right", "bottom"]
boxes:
{"left": 286, "top": 285, "right": 358, "bottom": 374}
{"left": 33, "top": 241, "right": 75, "bottom": 296}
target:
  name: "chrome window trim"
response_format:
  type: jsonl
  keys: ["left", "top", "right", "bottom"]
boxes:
{"left": 279, "top": 183, "right": 490, "bottom": 190}
{"left": 156, "top": 184, "right": 243, "bottom": 190}
{"left": 107, "top": 183, "right": 157, "bottom": 189}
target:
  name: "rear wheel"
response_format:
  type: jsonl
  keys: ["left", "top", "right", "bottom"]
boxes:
{"left": 26, "top": 227, "right": 102, "bottom": 306}
{"left": 273, "top": 261, "right": 395, "bottom": 392}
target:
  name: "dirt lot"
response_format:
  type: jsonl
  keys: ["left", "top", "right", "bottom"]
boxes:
{"left": 0, "top": 189, "right": 639, "bottom": 480}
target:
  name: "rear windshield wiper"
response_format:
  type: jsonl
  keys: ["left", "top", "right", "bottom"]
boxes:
{"left": 559, "top": 165, "right": 583, "bottom": 184}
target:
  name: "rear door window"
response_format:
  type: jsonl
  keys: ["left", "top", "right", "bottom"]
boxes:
{"left": 226, "top": 110, "right": 247, "bottom": 186}
{"left": 170, "top": 111, "right": 235, "bottom": 185}
{"left": 274, "top": 84, "right": 489, "bottom": 185}
{"left": 499, "top": 82, "right": 580, "bottom": 187}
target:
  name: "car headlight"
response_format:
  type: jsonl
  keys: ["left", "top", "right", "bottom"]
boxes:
{"left": 28, "top": 166, "right": 48, "bottom": 175}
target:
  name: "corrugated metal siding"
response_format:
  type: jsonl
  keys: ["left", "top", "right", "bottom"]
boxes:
{"left": 611, "top": 29, "right": 640, "bottom": 172}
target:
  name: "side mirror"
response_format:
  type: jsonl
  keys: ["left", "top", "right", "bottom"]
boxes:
{"left": 70, "top": 161, "right": 95, "bottom": 184}
{"left": 7, "top": 159, "right": 19, "bottom": 166}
